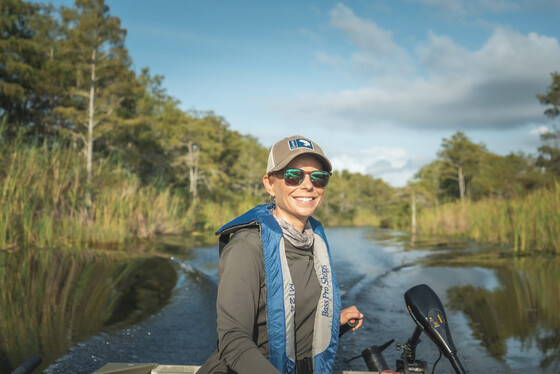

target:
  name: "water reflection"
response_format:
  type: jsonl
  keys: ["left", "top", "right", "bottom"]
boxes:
{"left": 0, "top": 247, "right": 177, "bottom": 373}
{"left": 446, "top": 257, "right": 560, "bottom": 372}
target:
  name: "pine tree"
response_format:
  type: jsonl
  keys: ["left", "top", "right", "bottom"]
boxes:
{"left": 55, "top": 0, "right": 135, "bottom": 204}
{"left": 437, "top": 132, "right": 487, "bottom": 201}
{"left": 28, "top": 2, "right": 72, "bottom": 140}
{"left": 536, "top": 72, "right": 560, "bottom": 177}
{"left": 0, "top": 0, "right": 44, "bottom": 134}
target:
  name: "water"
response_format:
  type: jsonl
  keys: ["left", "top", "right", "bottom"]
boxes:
{"left": 0, "top": 249, "right": 177, "bottom": 374}
{"left": 42, "top": 227, "right": 559, "bottom": 374}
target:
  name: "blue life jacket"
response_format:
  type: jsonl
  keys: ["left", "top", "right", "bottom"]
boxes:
{"left": 216, "top": 204, "right": 341, "bottom": 373}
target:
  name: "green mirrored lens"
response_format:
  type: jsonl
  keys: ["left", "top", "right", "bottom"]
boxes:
{"left": 310, "top": 171, "right": 330, "bottom": 187}
{"left": 284, "top": 169, "right": 304, "bottom": 186}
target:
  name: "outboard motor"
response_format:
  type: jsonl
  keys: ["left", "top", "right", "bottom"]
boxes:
{"left": 347, "top": 284, "right": 467, "bottom": 374}
{"left": 404, "top": 284, "right": 466, "bottom": 374}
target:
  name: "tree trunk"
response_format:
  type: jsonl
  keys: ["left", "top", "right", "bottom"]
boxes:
{"left": 187, "top": 140, "right": 200, "bottom": 200}
{"left": 86, "top": 48, "right": 96, "bottom": 206}
{"left": 434, "top": 187, "right": 439, "bottom": 208}
{"left": 458, "top": 165, "right": 465, "bottom": 201}
{"left": 411, "top": 189, "right": 417, "bottom": 235}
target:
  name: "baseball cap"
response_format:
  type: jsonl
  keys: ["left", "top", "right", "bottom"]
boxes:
{"left": 266, "top": 135, "right": 332, "bottom": 174}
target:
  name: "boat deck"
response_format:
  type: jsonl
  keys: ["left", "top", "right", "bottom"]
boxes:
{"left": 93, "top": 363, "right": 378, "bottom": 374}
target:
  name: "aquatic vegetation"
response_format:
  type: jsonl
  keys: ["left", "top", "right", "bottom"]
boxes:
{"left": 416, "top": 183, "right": 560, "bottom": 254}
{"left": 0, "top": 136, "right": 191, "bottom": 250}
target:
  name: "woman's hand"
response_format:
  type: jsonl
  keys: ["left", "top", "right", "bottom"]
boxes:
{"left": 340, "top": 305, "right": 364, "bottom": 331}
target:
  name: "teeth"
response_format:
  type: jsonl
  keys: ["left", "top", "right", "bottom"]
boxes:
{"left": 295, "top": 197, "right": 313, "bottom": 201}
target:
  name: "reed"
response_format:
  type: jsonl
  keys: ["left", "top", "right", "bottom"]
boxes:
{"left": 0, "top": 133, "right": 192, "bottom": 250}
{"left": 199, "top": 196, "right": 265, "bottom": 233}
{"left": 416, "top": 183, "right": 560, "bottom": 254}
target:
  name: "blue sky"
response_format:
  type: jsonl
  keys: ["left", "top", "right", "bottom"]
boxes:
{"left": 51, "top": 0, "right": 560, "bottom": 186}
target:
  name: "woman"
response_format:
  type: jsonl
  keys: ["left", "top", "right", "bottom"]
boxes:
{"left": 198, "top": 135, "right": 363, "bottom": 374}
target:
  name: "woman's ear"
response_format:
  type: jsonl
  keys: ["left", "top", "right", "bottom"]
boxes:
{"left": 262, "top": 174, "right": 275, "bottom": 197}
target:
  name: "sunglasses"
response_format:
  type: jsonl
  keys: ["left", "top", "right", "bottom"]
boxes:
{"left": 276, "top": 168, "right": 331, "bottom": 188}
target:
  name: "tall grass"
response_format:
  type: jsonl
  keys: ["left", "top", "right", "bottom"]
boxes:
{"left": 0, "top": 134, "right": 191, "bottom": 250}
{"left": 416, "top": 183, "right": 560, "bottom": 254}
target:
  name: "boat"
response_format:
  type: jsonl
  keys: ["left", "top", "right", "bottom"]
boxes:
{"left": 92, "top": 363, "right": 377, "bottom": 374}
{"left": 90, "top": 284, "right": 468, "bottom": 374}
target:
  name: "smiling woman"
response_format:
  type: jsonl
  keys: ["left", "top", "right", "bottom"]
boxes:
{"left": 197, "top": 135, "right": 363, "bottom": 374}
{"left": 263, "top": 155, "right": 328, "bottom": 232}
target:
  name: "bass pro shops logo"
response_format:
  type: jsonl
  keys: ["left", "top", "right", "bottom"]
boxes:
{"left": 288, "top": 138, "right": 314, "bottom": 150}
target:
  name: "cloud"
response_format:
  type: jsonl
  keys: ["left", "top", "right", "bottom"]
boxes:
{"left": 315, "top": 51, "right": 346, "bottom": 69}
{"left": 329, "top": 4, "right": 404, "bottom": 57}
{"left": 329, "top": 146, "right": 425, "bottom": 187}
{"left": 271, "top": 16, "right": 560, "bottom": 132}
{"left": 529, "top": 126, "right": 552, "bottom": 135}
{"left": 331, "top": 146, "right": 407, "bottom": 173}
{"left": 327, "top": 4, "right": 412, "bottom": 74}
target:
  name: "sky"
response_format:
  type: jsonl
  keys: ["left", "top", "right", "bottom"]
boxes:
{"left": 50, "top": 0, "right": 560, "bottom": 186}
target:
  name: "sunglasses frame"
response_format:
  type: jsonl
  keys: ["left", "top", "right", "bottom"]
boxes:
{"left": 273, "top": 168, "right": 332, "bottom": 188}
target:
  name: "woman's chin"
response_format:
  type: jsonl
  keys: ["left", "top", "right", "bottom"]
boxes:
{"left": 292, "top": 204, "right": 319, "bottom": 218}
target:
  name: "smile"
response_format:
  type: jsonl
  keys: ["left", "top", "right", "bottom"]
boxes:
{"left": 295, "top": 197, "right": 314, "bottom": 202}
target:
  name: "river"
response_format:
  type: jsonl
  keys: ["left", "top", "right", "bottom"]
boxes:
{"left": 8, "top": 226, "right": 560, "bottom": 373}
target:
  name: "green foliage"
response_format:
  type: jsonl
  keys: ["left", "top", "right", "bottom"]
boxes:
{"left": 437, "top": 131, "right": 488, "bottom": 201}
{"left": 415, "top": 183, "right": 560, "bottom": 254}
{"left": 0, "top": 0, "right": 51, "bottom": 135}
{"left": 536, "top": 72, "right": 560, "bottom": 176}
{"left": 407, "top": 84, "right": 560, "bottom": 253}
{"left": 316, "top": 170, "right": 395, "bottom": 227}
{"left": 537, "top": 72, "right": 560, "bottom": 119}
{"left": 0, "top": 129, "right": 191, "bottom": 249}
{"left": 536, "top": 127, "right": 560, "bottom": 176}
{"left": 55, "top": 0, "right": 135, "bottom": 136}
{"left": 473, "top": 152, "right": 552, "bottom": 198}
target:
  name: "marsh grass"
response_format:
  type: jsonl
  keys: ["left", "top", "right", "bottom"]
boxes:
{"left": 0, "top": 133, "right": 191, "bottom": 250}
{"left": 417, "top": 183, "right": 560, "bottom": 254}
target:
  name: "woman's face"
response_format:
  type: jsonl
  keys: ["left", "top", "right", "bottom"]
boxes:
{"left": 263, "top": 154, "right": 327, "bottom": 231}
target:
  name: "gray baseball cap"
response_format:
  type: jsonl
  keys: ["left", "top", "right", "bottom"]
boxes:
{"left": 266, "top": 135, "right": 332, "bottom": 174}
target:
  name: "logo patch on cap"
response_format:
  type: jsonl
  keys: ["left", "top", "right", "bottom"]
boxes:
{"left": 288, "top": 138, "right": 314, "bottom": 150}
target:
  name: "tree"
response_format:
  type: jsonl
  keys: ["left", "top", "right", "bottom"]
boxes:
{"left": 55, "top": 0, "right": 134, "bottom": 204}
{"left": 28, "top": 2, "right": 74, "bottom": 140}
{"left": 536, "top": 127, "right": 560, "bottom": 177}
{"left": 537, "top": 72, "right": 560, "bottom": 119}
{"left": 437, "top": 131, "right": 487, "bottom": 202}
{"left": 92, "top": 67, "right": 171, "bottom": 186}
{"left": 413, "top": 160, "right": 444, "bottom": 208}
{"left": 536, "top": 73, "right": 560, "bottom": 177}
{"left": 0, "top": 0, "right": 47, "bottom": 134}
{"left": 226, "top": 133, "right": 268, "bottom": 199}
{"left": 472, "top": 152, "right": 548, "bottom": 198}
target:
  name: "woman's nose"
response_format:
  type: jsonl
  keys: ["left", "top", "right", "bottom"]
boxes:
{"left": 300, "top": 174, "right": 314, "bottom": 189}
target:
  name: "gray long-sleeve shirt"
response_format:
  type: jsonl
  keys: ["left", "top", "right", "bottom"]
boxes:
{"left": 197, "top": 228, "right": 321, "bottom": 374}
